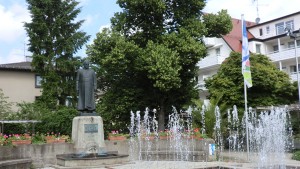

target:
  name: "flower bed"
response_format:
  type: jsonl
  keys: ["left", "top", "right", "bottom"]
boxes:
{"left": 45, "top": 132, "right": 69, "bottom": 143}
{"left": 0, "top": 132, "right": 71, "bottom": 146}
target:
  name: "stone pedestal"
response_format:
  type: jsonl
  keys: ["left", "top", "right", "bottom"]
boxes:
{"left": 72, "top": 116, "right": 105, "bottom": 153}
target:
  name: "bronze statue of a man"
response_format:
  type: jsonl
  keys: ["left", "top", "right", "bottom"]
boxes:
{"left": 76, "top": 60, "right": 97, "bottom": 114}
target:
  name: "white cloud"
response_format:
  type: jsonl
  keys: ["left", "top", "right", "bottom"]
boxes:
{"left": 99, "top": 24, "right": 111, "bottom": 33}
{"left": 204, "top": 0, "right": 300, "bottom": 23}
{"left": 0, "top": 3, "right": 30, "bottom": 43}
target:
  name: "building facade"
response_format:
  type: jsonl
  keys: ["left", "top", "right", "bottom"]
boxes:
{"left": 0, "top": 62, "right": 41, "bottom": 111}
{"left": 198, "top": 11, "right": 300, "bottom": 101}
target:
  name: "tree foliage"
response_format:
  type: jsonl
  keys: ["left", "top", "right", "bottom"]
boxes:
{"left": 87, "top": 0, "right": 232, "bottom": 130}
{"left": 205, "top": 52, "right": 297, "bottom": 110}
{"left": 0, "top": 89, "right": 12, "bottom": 119}
{"left": 24, "top": 0, "right": 90, "bottom": 108}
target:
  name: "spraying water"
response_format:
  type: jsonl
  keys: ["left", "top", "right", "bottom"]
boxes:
{"left": 127, "top": 105, "right": 293, "bottom": 168}
{"left": 200, "top": 104, "right": 206, "bottom": 135}
{"left": 248, "top": 107, "right": 292, "bottom": 168}
{"left": 214, "top": 106, "right": 223, "bottom": 161}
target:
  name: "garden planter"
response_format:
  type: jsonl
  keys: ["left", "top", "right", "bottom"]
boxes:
{"left": 159, "top": 136, "right": 171, "bottom": 140}
{"left": 142, "top": 136, "right": 156, "bottom": 140}
{"left": 46, "top": 139, "right": 66, "bottom": 143}
{"left": 108, "top": 136, "right": 127, "bottom": 141}
{"left": 11, "top": 140, "right": 32, "bottom": 145}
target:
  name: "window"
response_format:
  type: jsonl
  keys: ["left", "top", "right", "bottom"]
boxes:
{"left": 266, "top": 26, "right": 270, "bottom": 34}
{"left": 35, "top": 75, "right": 42, "bottom": 88}
{"left": 275, "top": 20, "right": 294, "bottom": 35}
{"left": 273, "top": 45, "right": 279, "bottom": 53}
{"left": 259, "top": 28, "right": 263, "bottom": 36}
{"left": 215, "top": 48, "right": 220, "bottom": 56}
{"left": 297, "top": 40, "right": 300, "bottom": 47}
{"left": 282, "top": 66, "right": 287, "bottom": 73}
{"left": 35, "top": 96, "right": 41, "bottom": 101}
{"left": 288, "top": 41, "right": 295, "bottom": 49}
{"left": 286, "top": 20, "right": 294, "bottom": 30}
{"left": 290, "top": 64, "right": 300, "bottom": 73}
{"left": 275, "top": 22, "right": 284, "bottom": 35}
{"left": 255, "top": 44, "right": 261, "bottom": 53}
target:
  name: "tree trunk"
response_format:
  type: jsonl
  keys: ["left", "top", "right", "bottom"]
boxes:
{"left": 158, "top": 104, "right": 165, "bottom": 131}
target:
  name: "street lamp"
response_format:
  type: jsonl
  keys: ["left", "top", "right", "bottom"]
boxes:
{"left": 285, "top": 27, "right": 300, "bottom": 104}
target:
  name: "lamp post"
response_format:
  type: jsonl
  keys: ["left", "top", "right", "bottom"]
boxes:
{"left": 285, "top": 27, "right": 300, "bottom": 105}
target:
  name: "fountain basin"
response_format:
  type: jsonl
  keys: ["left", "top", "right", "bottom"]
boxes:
{"left": 56, "top": 151, "right": 129, "bottom": 167}
{"left": 141, "top": 150, "right": 206, "bottom": 161}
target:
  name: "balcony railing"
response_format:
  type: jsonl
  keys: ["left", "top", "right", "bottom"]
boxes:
{"left": 197, "top": 55, "right": 226, "bottom": 69}
{"left": 268, "top": 46, "right": 300, "bottom": 62}
{"left": 290, "top": 72, "right": 300, "bottom": 82}
{"left": 197, "top": 81, "right": 207, "bottom": 90}
{"left": 203, "top": 38, "right": 216, "bottom": 47}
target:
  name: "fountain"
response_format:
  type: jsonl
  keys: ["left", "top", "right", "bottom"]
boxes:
{"left": 247, "top": 106, "right": 294, "bottom": 168}
{"left": 121, "top": 105, "right": 297, "bottom": 169}
{"left": 129, "top": 107, "right": 215, "bottom": 163}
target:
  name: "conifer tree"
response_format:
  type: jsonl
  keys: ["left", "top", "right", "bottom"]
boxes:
{"left": 24, "top": 0, "right": 90, "bottom": 108}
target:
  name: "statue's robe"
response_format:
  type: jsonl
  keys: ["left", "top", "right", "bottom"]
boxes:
{"left": 76, "top": 68, "right": 96, "bottom": 111}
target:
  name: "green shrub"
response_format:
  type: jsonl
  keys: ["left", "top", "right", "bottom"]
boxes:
{"left": 31, "top": 132, "right": 46, "bottom": 144}
{"left": 292, "top": 150, "right": 300, "bottom": 161}
{"left": 35, "top": 106, "right": 77, "bottom": 136}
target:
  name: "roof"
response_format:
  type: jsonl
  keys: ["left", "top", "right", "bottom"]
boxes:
{"left": 0, "top": 61, "right": 33, "bottom": 71}
{"left": 222, "top": 18, "right": 256, "bottom": 53}
{"left": 247, "top": 11, "right": 300, "bottom": 28}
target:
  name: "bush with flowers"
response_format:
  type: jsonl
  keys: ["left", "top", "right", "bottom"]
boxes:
{"left": 190, "top": 128, "right": 209, "bottom": 139}
{"left": 181, "top": 128, "right": 208, "bottom": 140}
{"left": 158, "top": 130, "right": 169, "bottom": 137}
{"left": 45, "top": 132, "right": 70, "bottom": 143}
{"left": 0, "top": 133, "right": 9, "bottom": 146}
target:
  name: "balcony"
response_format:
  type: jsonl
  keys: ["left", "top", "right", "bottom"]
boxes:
{"left": 203, "top": 38, "right": 216, "bottom": 47}
{"left": 197, "top": 81, "right": 207, "bottom": 90}
{"left": 268, "top": 46, "right": 300, "bottom": 62}
{"left": 197, "top": 55, "right": 227, "bottom": 69}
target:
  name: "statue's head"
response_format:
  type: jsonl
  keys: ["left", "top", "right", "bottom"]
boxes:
{"left": 83, "top": 60, "right": 90, "bottom": 69}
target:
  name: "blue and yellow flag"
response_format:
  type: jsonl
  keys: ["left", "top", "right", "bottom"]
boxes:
{"left": 242, "top": 16, "right": 252, "bottom": 88}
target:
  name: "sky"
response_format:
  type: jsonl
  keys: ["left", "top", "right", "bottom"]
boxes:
{"left": 0, "top": 0, "right": 299, "bottom": 64}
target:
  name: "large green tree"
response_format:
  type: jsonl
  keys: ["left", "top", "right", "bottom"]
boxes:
{"left": 205, "top": 52, "right": 297, "bottom": 109}
{"left": 24, "top": 0, "right": 90, "bottom": 108}
{"left": 87, "top": 0, "right": 232, "bottom": 130}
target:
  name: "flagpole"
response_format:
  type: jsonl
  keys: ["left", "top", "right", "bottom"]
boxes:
{"left": 242, "top": 14, "right": 250, "bottom": 162}
{"left": 244, "top": 81, "right": 250, "bottom": 161}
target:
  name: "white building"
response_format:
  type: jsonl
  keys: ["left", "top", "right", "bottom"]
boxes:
{"left": 198, "top": 11, "right": 300, "bottom": 100}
